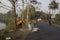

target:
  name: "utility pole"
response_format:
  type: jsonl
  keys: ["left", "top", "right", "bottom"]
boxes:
{"left": 26, "top": 0, "right": 30, "bottom": 28}
{"left": 21, "top": 0, "right": 29, "bottom": 28}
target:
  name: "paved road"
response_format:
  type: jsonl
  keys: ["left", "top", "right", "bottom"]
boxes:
{"left": 25, "top": 21, "right": 60, "bottom": 40}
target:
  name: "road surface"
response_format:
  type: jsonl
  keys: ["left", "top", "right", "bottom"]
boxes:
{"left": 25, "top": 21, "right": 60, "bottom": 40}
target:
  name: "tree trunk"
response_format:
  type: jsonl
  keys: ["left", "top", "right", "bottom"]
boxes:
{"left": 22, "top": 0, "right": 24, "bottom": 21}
{"left": 9, "top": 0, "right": 17, "bottom": 30}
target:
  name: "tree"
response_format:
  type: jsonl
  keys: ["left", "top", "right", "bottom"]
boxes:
{"left": 21, "top": 0, "right": 24, "bottom": 21}
{"left": 35, "top": 11, "right": 45, "bottom": 18}
{"left": 49, "top": 0, "right": 58, "bottom": 9}
{"left": 24, "top": 0, "right": 37, "bottom": 28}
{"left": 48, "top": 0, "right": 59, "bottom": 24}
{"left": 9, "top": 0, "right": 18, "bottom": 29}
{"left": 30, "top": 0, "right": 38, "bottom": 4}
{"left": 26, "top": 5, "right": 35, "bottom": 20}
{"left": 54, "top": 14, "right": 60, "bottom": 25}
{"left": 21, "top": 5, "right": 35, "bottom": 27}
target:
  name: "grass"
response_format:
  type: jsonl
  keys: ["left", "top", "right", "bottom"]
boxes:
{"left": 0, "top": 28, "right": 30, "bottom": 40}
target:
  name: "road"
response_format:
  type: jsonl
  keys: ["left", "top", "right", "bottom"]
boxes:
{"left": 25, "top": 21, "right": 60, "bottom": 40}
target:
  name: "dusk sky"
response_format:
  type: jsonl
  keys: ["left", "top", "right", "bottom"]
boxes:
{"left": 0, "top": 0, "right": 60, "bottom": 14}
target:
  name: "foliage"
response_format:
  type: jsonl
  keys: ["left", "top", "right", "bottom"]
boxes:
{"left": 22, "top": 5, "right": 35, "bottom": 21}
{"left": 34, "top": 11, "right": 48, "bottom": 21}
{"left": 30, "top": 0, "right": 38, "bottom": 4}
{"left": 49, "top": 0, "right": 58, "bottom": 9}
{"left": 0, "top": 30, "right": 5, "bottom": 40}
{"left": 54, "top": 14, "right": 60, "bottom": 25}
{"left": 25, "top": 5, "right": 47, "bottom": 20}
{"left": 0, "top": 13, "right": 15, "bottom": 30}
{"left": 24, "top": 5, "right": 49, "bottom": 21}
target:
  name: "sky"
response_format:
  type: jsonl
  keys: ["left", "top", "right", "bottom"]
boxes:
{"left": 0, "top": 0, "right": 12, "bottom": 13}
{"left": 38, "top": 0, "right": 60, "bottom": 13}
{"left": 0, "top": 0, "right": 60, "bottom": 14}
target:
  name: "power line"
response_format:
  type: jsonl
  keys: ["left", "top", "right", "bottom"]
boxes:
{"left": 0, "top": 1, "right": 13, "bottom": 9}
{"left": 0, "top": 6, "right": 11, "bottom": 10}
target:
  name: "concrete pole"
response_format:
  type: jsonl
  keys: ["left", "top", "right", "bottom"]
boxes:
{"left": 24, "top": 0, "right": 29, "bottom": 28}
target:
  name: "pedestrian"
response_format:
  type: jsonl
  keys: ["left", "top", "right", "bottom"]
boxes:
{"left": 49, "top": 19, "right": 52, "bottom": 25}
{"left": 28, "top": 22, "right": 34, "bottom": 31}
